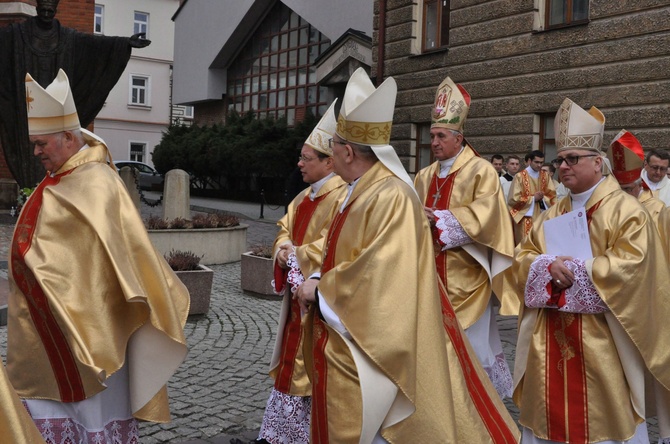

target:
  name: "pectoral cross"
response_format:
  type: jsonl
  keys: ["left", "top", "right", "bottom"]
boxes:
{"left": 432, "top": 190, "right": 441, "bottom": 208}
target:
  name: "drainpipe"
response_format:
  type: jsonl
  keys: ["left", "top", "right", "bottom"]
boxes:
{"left": 376, "top": 0, "right": 386, "bottom": 86}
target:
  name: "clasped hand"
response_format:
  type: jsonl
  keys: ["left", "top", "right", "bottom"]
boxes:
{"left": 551, "top": 256, "right": 574, "bottom": 289}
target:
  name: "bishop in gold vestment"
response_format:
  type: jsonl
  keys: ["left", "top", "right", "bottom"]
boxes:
{"left": 514, "top": 176, "right": 670, "bottom": 443}
{"left": 258, "top": 100, "right": 347, "bottom": 443}
{"left": 9, "top": 70, "right": 189, "bottom": 442}
{"left": 298, "top": 68, "right": 520, "bottom": 444}
{"left": 514, "top": 99, "right": 670, "bottom": 444}
{"left": 414, "top": 76, "right": 516, "bottom": 399}
{"left": 306, "top": 162, "right": 519, "bottom": 443}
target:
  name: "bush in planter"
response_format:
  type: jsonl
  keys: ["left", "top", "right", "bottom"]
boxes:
{"left": 165, "top": 249, "right": 202, "bottom": 271}
{"left": 190, "top": 213, "right": 240, "bottom": 229}
{"left": 146, "top": 214, "right": 240, "bottom": 230}
{"left": 145, "top": 214, "right": 246, "bottom": 265}
{"left": 241, "top": 243, "right": 275, "bottom": 295}
{"left": 164, "top": 250, "right": 213, "bottom": 315}
{"left": 249, "top": 243, "right": 273, "bottom": 258}
{"left": 169, "top": 217, "right": 192, "bottom": 229}
{"left": 145, "top": 215, "right": 169, "bottom": 230}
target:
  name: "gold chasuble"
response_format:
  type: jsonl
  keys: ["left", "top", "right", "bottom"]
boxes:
{"left": 659, "top": 207, "right": 670, "bottom": 262}
{"left": 269, "top": 174, "right": 346, "bottom": 396}
{"left": 304, "top": 162, "right": 519, "bottom": 444}
{"left": 0, "top": 364, "right": 45, "bottom": 442}
{"left": 414, "top": 145, "right": 518, "bottom": 324}
{"left": 508, "top": 169, "right": 557, "bottom": 239}
{"left": 639, "top": 192, "right": 665, "bottom": 227}
{"left": 8, "top": 138, "right": 189, "bottom": 422}
{"left": 513, "top": 175, "right": 670, "bottom": 442}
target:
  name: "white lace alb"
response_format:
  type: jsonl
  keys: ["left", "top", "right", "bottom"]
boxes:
{"left": 525, "top": 254, "right": 608, "bottom": 314}
{"left": 271, "top": 249, "right": 304, "bottom": 295}
{"left": 434, "top": 209, "right": 473, "bottom": 250}
{"left": 286, "top": 251, "right": 305, "bottom": 294}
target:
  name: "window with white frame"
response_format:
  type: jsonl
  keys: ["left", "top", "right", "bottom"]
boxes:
{"left": 130, "top": 142, "right": 146, "bottom": 162}
{"left": 94, "top": 5, "right": 104, "bottom": 34}
{"left": 129, "top": 75, "right": 150, "bottom": 106}
{"left": 134, "top": 11, "right": 149, "bottom": 37}
{"left": 183, "top": 106, "right": 194, "bottom": 119}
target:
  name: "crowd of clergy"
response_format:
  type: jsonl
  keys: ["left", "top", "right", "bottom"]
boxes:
{"left": 259, "top": 67, "right": 670, "bottom": 444}
{"left": 2, "top": 62, "right": 668, "bottom": 444}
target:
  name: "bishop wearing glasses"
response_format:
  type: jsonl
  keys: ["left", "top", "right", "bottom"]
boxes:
{"left": 511, "top": 98, "right": 670, "bottom": 443}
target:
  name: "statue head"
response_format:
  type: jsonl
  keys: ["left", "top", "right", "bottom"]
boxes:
{"left": 35, "top": 0, "right": 60, "bottom": 26}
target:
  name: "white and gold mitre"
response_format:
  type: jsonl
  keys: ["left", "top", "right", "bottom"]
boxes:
{"left": 25, "top": 69, "right": 80, "bottom": 136}
{"left": 336, "top": 67, "right": 396, "bottom": 147}
{"left": 431, "top": 76, "right": 470, "bottom": 132}
{"left": 554, "top": 98, "right": 605, "bottom": 153}
{"left": 304, "top": 99, "right": 338, "bottom": 156}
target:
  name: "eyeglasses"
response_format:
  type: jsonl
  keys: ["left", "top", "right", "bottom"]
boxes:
{"left": 647, "top": 165, "right": 669, "bottom": 172}
{"left": 298, "top": 155, "right": 317, "bottom": 162}
{"left": 551, "top": 154, "right": 598, "bottom": 167}
{"left": 328, "top": 138, "right": 347, "bottom": 149}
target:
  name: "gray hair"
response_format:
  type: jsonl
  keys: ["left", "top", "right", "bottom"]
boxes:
{"left": 350, "top": 141, "right": 378, "bottom": 162}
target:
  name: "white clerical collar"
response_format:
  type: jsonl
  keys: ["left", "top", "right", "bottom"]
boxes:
{"left": 340, "top": 177, "right": 361, "bottom": 212}
{"left": 525, "top": 165, "right": 540, "bottom": 179}
{"left": 437, "top": 147, "right": 464, "bottom": 178}
{"left": 570, "top": 177, "right": 605, "bottom": 209}
{"left": 640, "top": 169, "right": 668, "bottom": 191}
{"left": 309, "top": 172, "right": 335, "bottom": 200}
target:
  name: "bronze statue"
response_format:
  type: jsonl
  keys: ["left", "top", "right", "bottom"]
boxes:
{"left": 0, "top": 0, "right": 151, "bottom": 187}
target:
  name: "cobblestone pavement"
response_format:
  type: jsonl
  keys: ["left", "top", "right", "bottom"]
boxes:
{"left": 0, "top": 205, "right": 660, "bottom": 442}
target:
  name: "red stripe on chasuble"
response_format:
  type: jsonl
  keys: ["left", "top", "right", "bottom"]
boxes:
{"left": 311, "top": 205, "right": 352, "bottom": 444}
{"left": 545, "top": 312, "right": 587, "bottom": 443}
{"left": 274, "top": 193, "right": 328, "bottom": 392}
{"left": 11, "top": 171, "right": 86, "bottom": 402}
{"left": 438, "top": 283, "right": 519, "bottom": 444}
{"left": 426, "top": 172, "right": 458, "bottom": 290}
{"left": 544, "top": 201, "right": 602, "bottom": 443}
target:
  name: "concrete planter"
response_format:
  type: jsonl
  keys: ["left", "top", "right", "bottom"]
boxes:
{"left": 148, "top": 224, "right": 248, "bottom": 265}
{"left": 175, "top": 264, "right": 214, "bottom": 315}
{"left": 240, "top": 252, "right": 275, "bottom": 296}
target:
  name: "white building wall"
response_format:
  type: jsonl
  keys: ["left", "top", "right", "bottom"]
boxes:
{"left": 94, "top": 0, "right": 180, "bottom": 168}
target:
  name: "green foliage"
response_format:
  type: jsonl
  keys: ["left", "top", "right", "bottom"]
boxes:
{"left": 152, "top": 110, "right": 319, "bottom": 196}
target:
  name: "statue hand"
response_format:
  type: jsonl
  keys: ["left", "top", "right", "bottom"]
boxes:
{"left": 129, "top": 33, "right": 151, "bottom": 48}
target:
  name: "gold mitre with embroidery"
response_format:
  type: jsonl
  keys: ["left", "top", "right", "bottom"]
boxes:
{"left": 554, "top": 98, "right": 605, "bottom": 153}
{"left": 607, "top": 129, "right": 644, "bottom": 184}
{"left": 25, "top": 69, "right": 81, "bottom": 136}
{"left": 336, "top": 67, "right": 396, "bottom": 147}
{"left": 305, "top": 99, "right": 338, "bottom": 156}
{"left": 431, "top": 76, "right": 471, "bottom": 132}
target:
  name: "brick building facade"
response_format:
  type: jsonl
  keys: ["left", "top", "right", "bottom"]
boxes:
{"left": 373, "top": 0, "right": 670, "bottom": 174}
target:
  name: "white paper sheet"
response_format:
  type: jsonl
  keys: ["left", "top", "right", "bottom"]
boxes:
{"left": 543, "top": 207, "right": 593, "bottom": 260}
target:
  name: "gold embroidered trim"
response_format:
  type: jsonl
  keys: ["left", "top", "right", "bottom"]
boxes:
{"left": 337, "top": 116, "right": 391, "bottom": 145}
